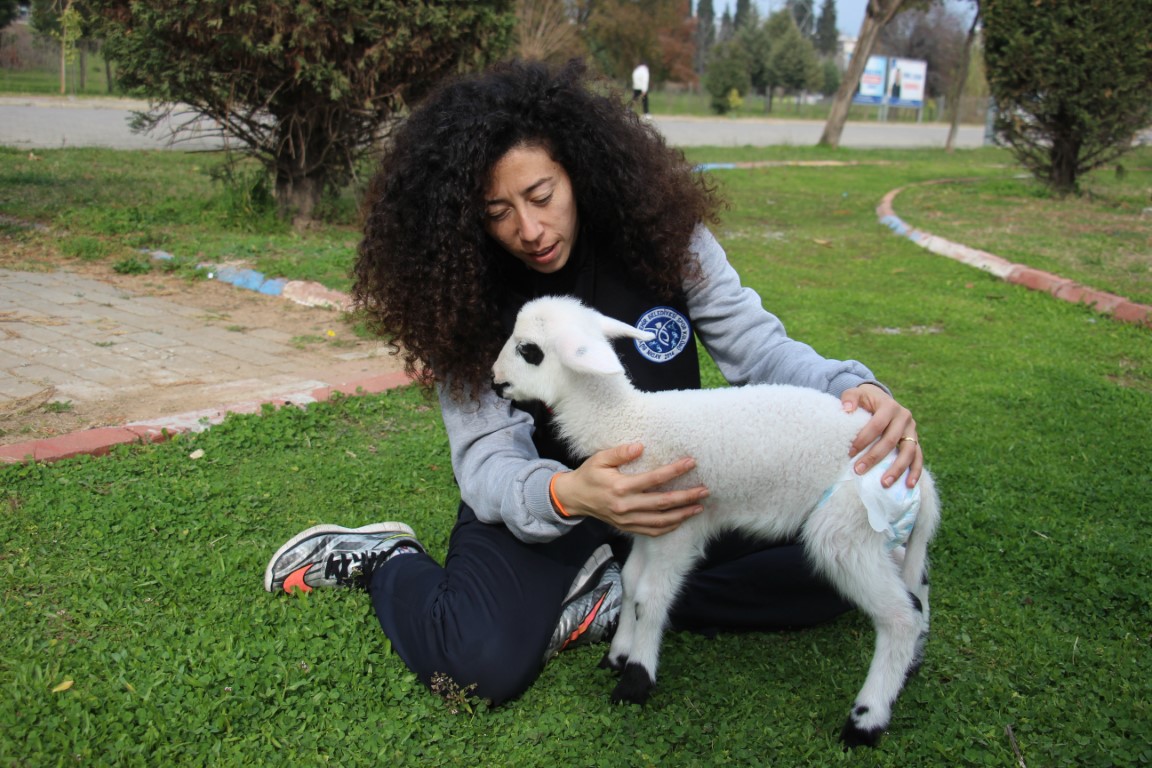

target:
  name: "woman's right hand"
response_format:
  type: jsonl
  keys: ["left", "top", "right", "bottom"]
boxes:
{"left": 550, "top": 443, "right": 708, "bottom": 536}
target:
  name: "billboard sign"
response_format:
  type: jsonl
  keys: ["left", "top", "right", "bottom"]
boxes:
{"left": 853, "top": 55, "right": 889, "bottom": 105}
{"left": 886, "top": 57, "right": 926, "bottom": 108}
{"left": 853, "top": 56, "right": 927, "bottom": 109}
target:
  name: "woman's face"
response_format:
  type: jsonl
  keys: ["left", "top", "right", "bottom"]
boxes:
{"left": 483, "top": 144, "right": 578, "bottom": 274}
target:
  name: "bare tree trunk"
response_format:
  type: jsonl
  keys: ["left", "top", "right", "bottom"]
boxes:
{"left": 818, "top": 0, "right": 905, "bottom": 148}
{"left": 276, "top": 170, "right": 324, "bottom": 230}
{"left": 59, "top": 39, "right": 66, "bottom": 95}
{"left": 946, "top": 7, "right": 981, "bottom": 153}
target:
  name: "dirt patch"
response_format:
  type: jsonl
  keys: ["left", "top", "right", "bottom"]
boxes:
{"left": 0, "top": 234, "right": 408, "bottom": 447}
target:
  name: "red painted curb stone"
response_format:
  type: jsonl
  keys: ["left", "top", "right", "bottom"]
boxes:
{"left": 1, "top": 370, "right": 415, "bottom": 465}
{"left": 878, "top": 182, "right": 1151, "bottom": 329}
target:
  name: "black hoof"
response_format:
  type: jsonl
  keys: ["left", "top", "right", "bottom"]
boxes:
{"left": 839, "top": 716, "right": 883, "bottom": 749}
{"left": 610, "top": 662, "right": 654, "bottom": 705}
{"left": 599, "top": 652, "right": 625, "bottom": 673}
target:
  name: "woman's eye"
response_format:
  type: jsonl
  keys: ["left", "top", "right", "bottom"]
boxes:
{"left": 532, "top": 194, "right": 553, "bottom": 207}
{"left": 486, "top": 208, "right": 510, "bottom": 222}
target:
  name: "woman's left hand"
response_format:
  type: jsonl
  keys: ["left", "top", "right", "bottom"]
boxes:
{"left": 841, "top": 383, "right": 922, "bottom": 489}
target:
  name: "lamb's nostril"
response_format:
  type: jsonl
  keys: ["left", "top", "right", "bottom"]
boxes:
{"left": 492, "top": 380, "right": 508, "bottom": 398}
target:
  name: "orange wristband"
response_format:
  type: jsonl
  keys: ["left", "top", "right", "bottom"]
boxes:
{"left": 549, "top": 472, "right": 572, "bottom": 518}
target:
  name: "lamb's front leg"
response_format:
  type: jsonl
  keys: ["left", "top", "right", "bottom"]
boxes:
{"left": 610, "top": 534, "right": 698, "bottom": 706}
{"left": 602, "top": 538, "right": 646, "bottom": 673}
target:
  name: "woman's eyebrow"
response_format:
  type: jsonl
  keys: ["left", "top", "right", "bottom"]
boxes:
{"left": 485, "top": 177, "right": 552, "bottom": 206}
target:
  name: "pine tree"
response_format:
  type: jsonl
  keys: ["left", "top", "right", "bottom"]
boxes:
{"left": 733, "top": 0, "right": 751, "bottom": 30}
{"left": 983, "top": 0, "right": 1152, "bottom": 194}
{"left": 694, "top": 0, "right": 716, "bottom": 75}
{"left": 815, "top": 0, "right": 838, "bottom": 56}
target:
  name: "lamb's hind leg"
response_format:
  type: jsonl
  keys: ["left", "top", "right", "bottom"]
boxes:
{"left": 807, "top": 504, "right": 926, "bottom": 747}
{"left": 610, "top": 535, "right": 697, "bottom": 705}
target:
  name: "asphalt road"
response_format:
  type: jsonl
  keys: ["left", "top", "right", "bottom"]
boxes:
{"left": 0, "top": 95, "right": 989, "bottom": 150}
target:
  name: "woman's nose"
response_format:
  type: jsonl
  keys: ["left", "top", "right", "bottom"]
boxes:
{"left": 518, "top": 211, "right": 543, "bottom": 243}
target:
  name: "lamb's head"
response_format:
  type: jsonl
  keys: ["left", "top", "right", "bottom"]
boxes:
{"left": 492, "top": 296, "right": 654, "bottom": 405}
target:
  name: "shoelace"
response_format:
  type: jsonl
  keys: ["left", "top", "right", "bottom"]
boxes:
{"left": 324, "top": 550, "right": 389, "bottom": 587}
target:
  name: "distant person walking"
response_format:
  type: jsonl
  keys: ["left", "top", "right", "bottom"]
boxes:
{"left": 631, "top": 62, "right": 650, "bottom": 117}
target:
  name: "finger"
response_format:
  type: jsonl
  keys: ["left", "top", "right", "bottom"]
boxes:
{"left": 599, "top": 442, "right": 644, "bottom": 469}
{"left": 905, "top": 448, "right": 924, "bottom": 488}
{"left": 848, "top": 420, "right": 885, "bottom": 459}
{"left": 631, "top": 455, "right": 699, "bottom": 491}
{"left": 645, "top": 486, "right": 710, "bottom": 511}
{"left": 620, "top": 505, "right": 703, "bottom": 537}
{"left": 877, "top": 435, "right": 923, "bottom": 488}
{"left": 854, "top": 418, "right": 913, "bottom": 478}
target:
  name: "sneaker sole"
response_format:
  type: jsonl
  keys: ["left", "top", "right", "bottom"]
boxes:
{"left": 562, "top": 543, "right": 615, "bottom": 603}
{"left": 263, "top": 522, "right": 416, "bottom": 593}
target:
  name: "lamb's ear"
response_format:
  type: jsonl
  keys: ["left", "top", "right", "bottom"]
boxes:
{"left": 555, "top": 327, "right": 624, "bottom": 375}
{"left": 599, "top": 315, "right": 656, "bottom": 343}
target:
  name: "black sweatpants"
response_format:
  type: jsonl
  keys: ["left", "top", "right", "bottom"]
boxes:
{"left": 370, "top": 501, "right": 851, "bottom": 705}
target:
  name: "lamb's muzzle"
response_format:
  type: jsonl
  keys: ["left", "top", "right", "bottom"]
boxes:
{"left": 493, "top": 296, "right": 941, "bottom": 748}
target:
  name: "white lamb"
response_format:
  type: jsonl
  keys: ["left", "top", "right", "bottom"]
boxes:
{"left": 491, "top": 296, "right": 941, "bottom": 748}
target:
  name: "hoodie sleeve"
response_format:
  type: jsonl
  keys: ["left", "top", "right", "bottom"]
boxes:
{"left": 437, "top": 380, "right": 582, "bottom": 544}
{"left": 684, "top": 227, "right": 889, "bottom": 397}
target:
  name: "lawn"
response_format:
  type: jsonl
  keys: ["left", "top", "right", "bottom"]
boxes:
{"left": 1, "top": 143, "right": 1150, "bottom": 766}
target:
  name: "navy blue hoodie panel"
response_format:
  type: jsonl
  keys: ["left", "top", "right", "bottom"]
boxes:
{"left": 497, "top": 243, "right": 701, "bottom": 467}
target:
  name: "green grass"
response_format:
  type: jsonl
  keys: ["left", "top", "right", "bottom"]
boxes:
{"left": 0, "top": 145, "right": 364, "bottom": 291}
{"left": 892, "top": 151, "right": 1152, "bottom": 305}
{"left": 3, "top": 143, "right": 1150, "bottom": 310}
{"left": 2, "top": 141, "right": 1151, "bottom": 765}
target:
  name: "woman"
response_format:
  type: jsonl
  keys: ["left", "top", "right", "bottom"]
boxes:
{"left": 264, "top": 59, "right": 923, "bottom": 705}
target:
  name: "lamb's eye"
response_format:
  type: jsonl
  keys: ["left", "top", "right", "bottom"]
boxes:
{"left": 517, "top": 342, "right": 544, "bottom": 366}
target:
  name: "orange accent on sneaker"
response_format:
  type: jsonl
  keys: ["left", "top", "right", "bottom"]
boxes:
{"left": 283, "top": 563, "right": 315, "bottom": 594}
{"left": 559, "top": 591, "right": 607, "bottom": 652}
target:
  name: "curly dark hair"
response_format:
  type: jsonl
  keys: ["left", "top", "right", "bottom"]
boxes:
{"left": 354, "top": 58, "right": 722, "bottom": 398}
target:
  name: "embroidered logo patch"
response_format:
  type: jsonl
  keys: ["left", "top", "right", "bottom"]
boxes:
{"left": 634, "top": 306, "right": 690, "bottom": 363}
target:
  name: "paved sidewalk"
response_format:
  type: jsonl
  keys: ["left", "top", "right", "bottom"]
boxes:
{"left": 0, "top": 268, "right": 409, "bottom": 463}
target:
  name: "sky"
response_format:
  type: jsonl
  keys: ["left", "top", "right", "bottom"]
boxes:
{"left": 718, "top": 1, "right": 973, "bottom": 36}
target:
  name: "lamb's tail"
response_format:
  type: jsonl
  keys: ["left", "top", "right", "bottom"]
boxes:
{"left": 900, "top": 471, "right": 939, "bottom": 596}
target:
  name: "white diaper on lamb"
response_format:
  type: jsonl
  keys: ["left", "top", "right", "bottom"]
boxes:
{"left": 492, "top": 296, "right": 941, "bottom": 748}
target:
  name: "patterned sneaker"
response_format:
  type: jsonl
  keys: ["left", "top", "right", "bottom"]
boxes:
{"left": 264, "top": 523, "right": 422, "bottom": 594}
{"left": 543, "top": 544, "right": 622, "bottom": 662}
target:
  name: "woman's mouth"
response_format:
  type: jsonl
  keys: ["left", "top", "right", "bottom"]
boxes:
{"left": 525, "top": 244, "right": 557, "bottom": 263}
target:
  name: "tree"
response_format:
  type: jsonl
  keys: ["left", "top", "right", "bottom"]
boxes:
{"left": 814, "top": 0, "right": 838, "bottom": 57}
{"left": 878, "top": 3, "right": 969, "bottom": 100}
{"left": 694, "top": 0, "right": 715, "bottom": 75}
{"left": 760, "top": 8, "right": 796, "bottom": 111}
{"left": 705, "top": 39, "right": 750, "bottom": 113}
{"left": 945, "top": 1, "right": 980, "bottom": 153}
{"left": 983, "top": 0, "right": 1152, "bottom": 194}
{"left": 658, "top": 0, "right": 698, "bottom": 85}
{"left": 31, "top": 0, "right": 84, "bottom": 95}
{"left": 515, "top": 0, "right": 585, "bottom": 63}
{"left": 767, "top": 13, "right": 821, "bottom": 111}
{"left": 1, "top": 0, "right": 18, "bottom": 29}
{"left": 735, "top": 8, "right": 771, "bottom": 101}
{"left": 89, "top": 0, "right": 515, "bottom": 228}
{"left": 820, "top": 57, "right": 841, "bottom": 96}
{"left": 786, "top": 0, "right": 815, "bottom": 40}
{"left": 717, "top": 7, "right": 734, "bottom": 43}
{"left": 585, "top": 0, "right": 689, "bottom": 81}
{"left": 818, "top": 0, "right": 907, "bottom": 148}
{"left": 733, "top": 0, "right": 751, "bottom": 30}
